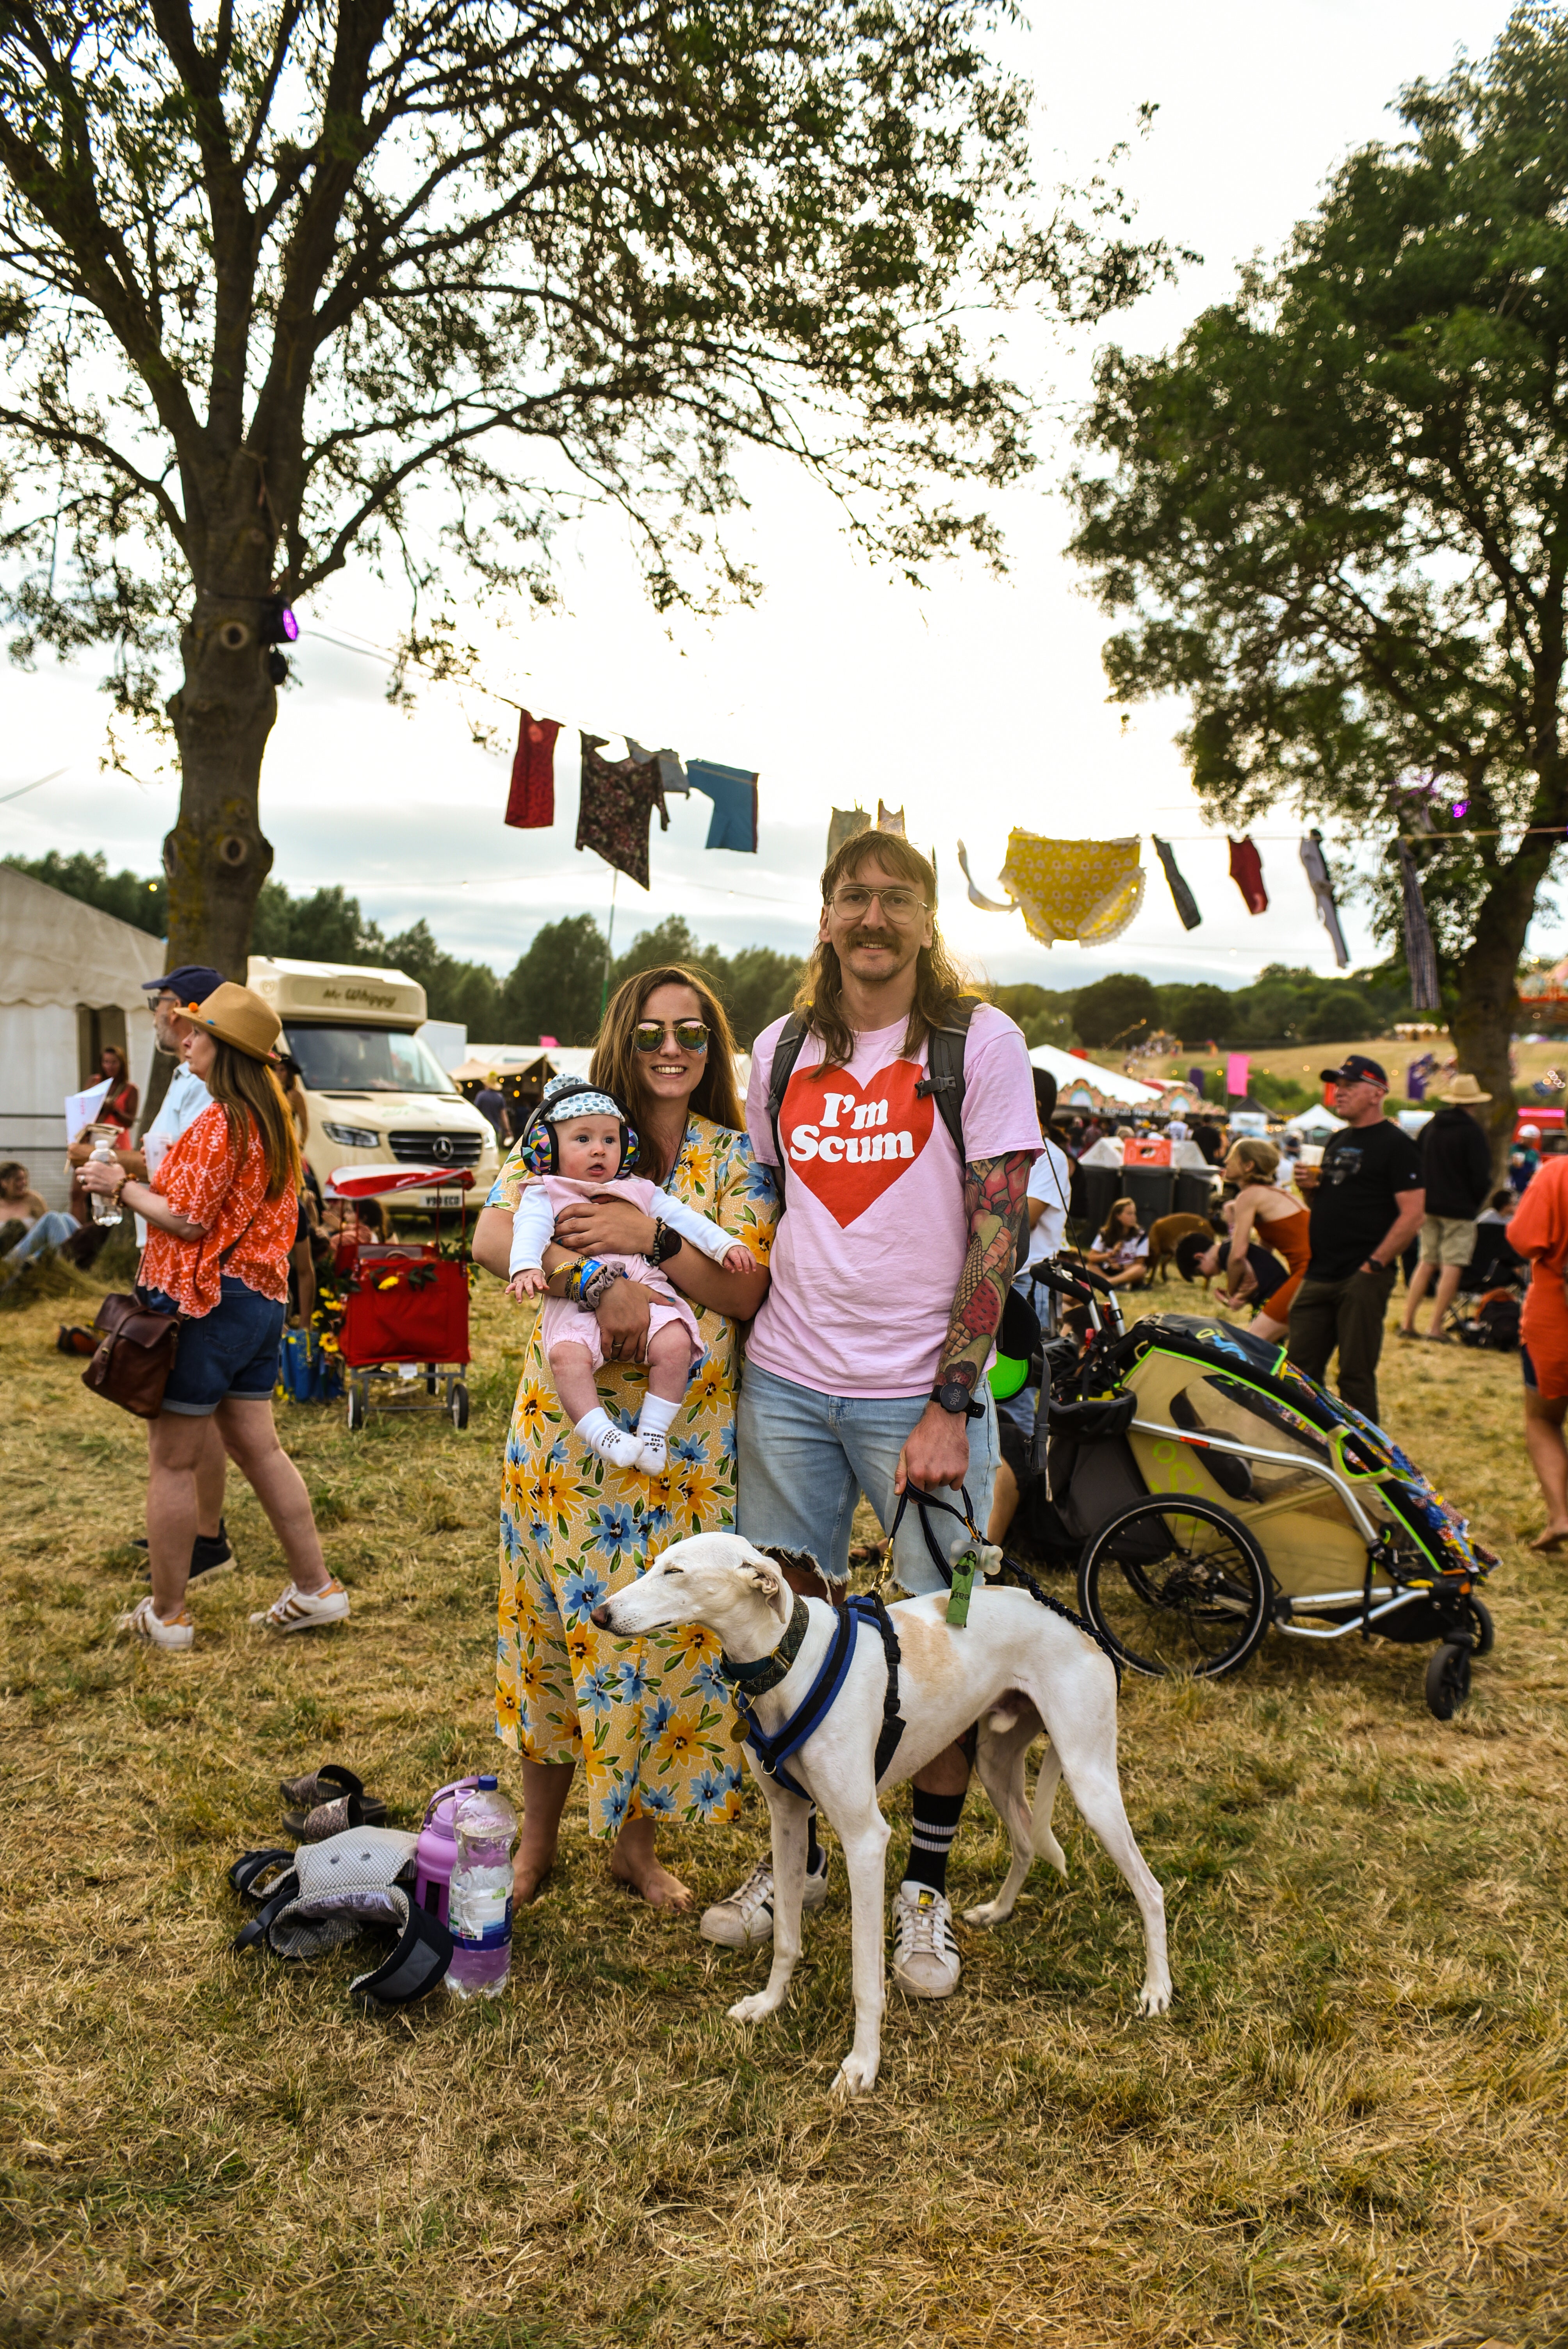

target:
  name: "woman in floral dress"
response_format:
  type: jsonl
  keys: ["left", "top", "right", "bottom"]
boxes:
{"left": 472, "top": 966, "right": 777, "bottom": 1911}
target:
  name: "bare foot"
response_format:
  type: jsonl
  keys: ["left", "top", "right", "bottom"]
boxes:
{"left": 608, "top": 1836, "right": 694, "bottom": 1912}
{"left": 513, "top": 1843, "right": 556, "bottom": 1904}
{"left": 1529, "top": 1522, "right": 1568, "bottom": 1553}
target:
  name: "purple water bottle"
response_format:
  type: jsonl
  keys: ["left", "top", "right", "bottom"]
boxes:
{"left": 445, "top": 1776, "right": 517, "bottom": 2000}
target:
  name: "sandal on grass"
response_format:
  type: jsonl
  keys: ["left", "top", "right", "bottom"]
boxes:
{"left": 285, "top": 1791, "right": 378, "bottom": 1843}
{"left": 279, "top": 1763, "right": 387, "bottom": 1832}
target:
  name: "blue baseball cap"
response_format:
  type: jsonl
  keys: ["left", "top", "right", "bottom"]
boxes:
{"left": 143, "top": 964, "right": 227, "bottom": 1005}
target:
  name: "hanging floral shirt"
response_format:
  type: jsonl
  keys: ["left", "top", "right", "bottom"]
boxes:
{"left": 139, "top": 1102, "right": 296, "bottom": 1315}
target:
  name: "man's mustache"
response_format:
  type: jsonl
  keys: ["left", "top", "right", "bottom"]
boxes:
{"left": 841, "top": 929, "right": 898, "bottom": 951}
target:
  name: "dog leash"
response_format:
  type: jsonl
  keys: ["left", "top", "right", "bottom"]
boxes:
{"left": 886, "top": 1480, "right": 1120, "bottom": 1678}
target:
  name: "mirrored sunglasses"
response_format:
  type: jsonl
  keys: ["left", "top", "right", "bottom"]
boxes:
{"left": 633, "top": 1019, "right": 709, "bottom": 1053}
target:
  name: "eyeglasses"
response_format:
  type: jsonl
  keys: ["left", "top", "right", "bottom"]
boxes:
{"left": 829, "top": 884, "right": 928, "bottom": 923}
{"left": 633, "top": 1019, "right": 709, "bottom": 1054}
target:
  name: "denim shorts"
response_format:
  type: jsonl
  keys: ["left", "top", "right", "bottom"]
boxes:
{"left": 735, "top": 1357, "right": 998, "bottom": 1595}
{"left": 139, "top": 1275, "right": 286, "bottom": 1415}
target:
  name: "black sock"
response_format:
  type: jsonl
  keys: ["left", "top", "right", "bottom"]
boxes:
{"left": 903, "top": 1788, "right": 966, "bottom": 1897}
{"left": 805, "top": 1807, "right": 824, "bottom": 1876}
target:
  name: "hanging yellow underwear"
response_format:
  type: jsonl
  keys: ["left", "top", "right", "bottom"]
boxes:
{"left": 997, "top": 831, "right": 1144, "bottom": 947}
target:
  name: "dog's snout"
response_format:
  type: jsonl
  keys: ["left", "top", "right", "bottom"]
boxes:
{"left": 590, "top": 1603, "right": 613, "bottom": 1630}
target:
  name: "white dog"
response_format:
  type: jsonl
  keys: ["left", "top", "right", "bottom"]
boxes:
{"left": 593, "top": 1530, "right": 1170, "bottom": 2095}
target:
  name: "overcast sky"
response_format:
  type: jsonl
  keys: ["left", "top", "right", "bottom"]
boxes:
{"left": 0, "top": 0, "right": 1525, "bottom": 996}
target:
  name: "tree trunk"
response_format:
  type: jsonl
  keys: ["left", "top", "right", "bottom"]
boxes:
{"left": 1451, "top": 850, "right": 1555, "bottom": 1177}
{"left": 163, "top": 597, "right": 279, "bottom": 978}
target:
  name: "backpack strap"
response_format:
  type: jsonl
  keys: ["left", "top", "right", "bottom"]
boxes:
{"left": 764, "top": 1011, "right": 813, "bottom": 1197}
{"left": 914, "top": 998, "right": 977, "bottom": 1165}
{"left": 767, "top": 996, "right": 980, "bottom": 1202}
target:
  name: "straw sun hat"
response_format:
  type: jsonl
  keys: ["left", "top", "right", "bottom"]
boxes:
{"left": 1437, "top": 1071, "right": 1492, "bottom": 1104}
{"left": 192, "top": 982, "right": 283, "bottom": 1062}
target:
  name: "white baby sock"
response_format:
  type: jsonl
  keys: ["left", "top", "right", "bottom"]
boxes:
{"left": 577, "top": 1407, "right": 641, "bottom": 1470}
{"left": 634, "top": 1394, "right": 678, "bottom": 1474}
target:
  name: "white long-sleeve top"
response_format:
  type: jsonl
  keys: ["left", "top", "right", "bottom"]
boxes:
{"left": 509, "top": 1171, "right": 736, "bottom": 1275}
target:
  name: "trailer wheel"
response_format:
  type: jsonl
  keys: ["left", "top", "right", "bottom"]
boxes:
{"left": 1425, "top": 1639, "right": 1472, "bottom": 1720}
{"left": 1465, "top": 1595, "right": 1495, "bottom": 1657}
{"left": 347, "top": 1381, "right": 367, "bottom": 1433}
{"left": 1078, "top": 1494, "right": 1272, "bottom": 1680}
{"left": 449, "top": 1381, "right": 470, "bottom": 1431}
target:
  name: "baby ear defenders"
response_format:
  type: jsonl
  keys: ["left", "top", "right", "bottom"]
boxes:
{"left": 517, "top": 1075, "right": 640, "bottom": 1178}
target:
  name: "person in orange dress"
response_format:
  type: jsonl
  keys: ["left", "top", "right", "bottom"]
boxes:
{"left": 1506, "top": 1154, "right": 1568, "bottom": 1551}
{"left": 1193, "top": 1136, "right": 1312, "bottom": 1342}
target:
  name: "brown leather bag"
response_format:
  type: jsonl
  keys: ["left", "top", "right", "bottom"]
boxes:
{"left": 81, "top": 1294, "right": 182, "bottom": 1419}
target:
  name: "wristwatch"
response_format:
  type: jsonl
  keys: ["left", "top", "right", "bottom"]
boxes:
{"left": 648, "top": 1218, "right": 682, "bottom": 1265}
{"left": 931, "top": 1379, "right": 985, "bottom": 1420}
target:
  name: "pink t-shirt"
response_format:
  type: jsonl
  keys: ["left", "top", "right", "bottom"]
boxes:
{"left": 744, "top": 1003, "right": 1041, "bottom": 1398}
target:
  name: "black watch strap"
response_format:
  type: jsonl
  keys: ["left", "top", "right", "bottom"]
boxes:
{"left": 931, "top": 1381, "right": 985, "bottom": 1421}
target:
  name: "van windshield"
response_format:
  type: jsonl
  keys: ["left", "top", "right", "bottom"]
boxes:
{"left": 283, "top": 1024, "right": 455, "bottom": 1094}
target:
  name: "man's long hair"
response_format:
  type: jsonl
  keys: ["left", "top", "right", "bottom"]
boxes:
{"left": 795, "top": 832, "right": 973, "bottom": 1069}
{"left": 592, "top": 963, "right": 745, "bottom": 1176}
{"left": 206, "top": 1042, "right": 303, "bottom": 1199}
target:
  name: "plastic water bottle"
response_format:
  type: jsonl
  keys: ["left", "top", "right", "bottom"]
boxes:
{"left": 445, "top": 1775, "right": 516, "bottom": 1999}
{"left": 87, "top": 1128, "right": 122, "bottom": 1226}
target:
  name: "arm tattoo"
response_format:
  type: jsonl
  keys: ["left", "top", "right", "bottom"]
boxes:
{"left": 936, "top": 1152, "right": 1033, "bottom": 1396}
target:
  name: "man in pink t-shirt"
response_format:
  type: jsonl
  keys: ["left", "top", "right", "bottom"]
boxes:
{"left": 700, "top": 833, "right": 1041, "bottom": 1999}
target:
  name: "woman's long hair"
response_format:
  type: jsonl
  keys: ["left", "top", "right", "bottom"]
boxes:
{"left": 1227, "top": 1136, "right": 1281, "bottom": 1184}
{"left": 206, "top": 1041, "right": 303, "bottom": 1200}
{"left": 1097, "top": 1196, "right": 1140, "bottom": 1248}
{"left": 592, "top": 963, "right": 744, "bottom": 1177}
{"left": 795, "top": 833, "right": 973, "bottom": 1069}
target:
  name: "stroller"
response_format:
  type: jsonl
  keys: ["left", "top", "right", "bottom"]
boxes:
{"left": 1022, "top": 1259, "right": 1497, "bottom": 1719}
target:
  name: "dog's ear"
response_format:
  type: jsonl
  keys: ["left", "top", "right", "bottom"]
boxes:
{"left": 740, "top": 1547, "right": 795, "bottom": 1620}
{"left": 754, "top": 1544, "right": 831, "bottom": 1600}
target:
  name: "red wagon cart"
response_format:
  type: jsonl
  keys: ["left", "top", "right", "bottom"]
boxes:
{"left": 322, "top": 1164, "right": 475, "bottom": 1432}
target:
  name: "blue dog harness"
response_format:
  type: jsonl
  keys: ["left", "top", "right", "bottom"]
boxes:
{"left": 723, "top": 1592, "right": 905, "bottom": 1801}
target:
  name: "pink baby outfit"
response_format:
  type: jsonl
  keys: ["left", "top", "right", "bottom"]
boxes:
{"left": 530, "top": 1174, "right": 703, "bottom": 1369}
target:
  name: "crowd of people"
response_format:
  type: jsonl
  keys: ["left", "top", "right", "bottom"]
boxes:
{"left": 21, "top": 825, "right": 1568, "bottom": 1996}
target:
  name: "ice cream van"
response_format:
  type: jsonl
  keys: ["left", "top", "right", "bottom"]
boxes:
{"left": 247, "top": 956, "right": 501, "bottom": 1210}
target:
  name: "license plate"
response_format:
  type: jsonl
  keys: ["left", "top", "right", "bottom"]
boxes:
{"left": 430, "top": 1189, "right": 466, "bottom": 1206}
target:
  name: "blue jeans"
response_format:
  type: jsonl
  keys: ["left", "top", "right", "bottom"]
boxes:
{"left": 5, "top": 1211, "right": 80, "bottom": 1265}
{"left": 140, "top": 1276, "right": 286, "bottom": 1415}
{"left": 736, "top": 1358, "right": 998, "bottom": 1595}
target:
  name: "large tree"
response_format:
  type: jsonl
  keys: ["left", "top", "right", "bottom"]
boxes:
{"left": 0, "top": 0, "right": 1174, "bottom": 973}
{"left": 1067, "top": 3, "right": 1568, "bottom": 1162}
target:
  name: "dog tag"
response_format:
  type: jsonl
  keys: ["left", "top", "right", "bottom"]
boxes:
{"left": 946, "top": 1550, "right": 978, "bottom": 1627}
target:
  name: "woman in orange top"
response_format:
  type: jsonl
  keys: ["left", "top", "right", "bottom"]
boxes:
{"left": 79, "top": 984, "right": 349, "bottom": 1652}
{"left": 1506, "top": 1155, "right": 1568, "bottom": 1550}
{"left": 1217, "top": 1135, "right": 1313, "bottom": 1341}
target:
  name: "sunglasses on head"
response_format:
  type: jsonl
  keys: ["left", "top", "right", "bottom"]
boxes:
{"left": 633, "top": 1019, "right": 709, "bottom": 1054}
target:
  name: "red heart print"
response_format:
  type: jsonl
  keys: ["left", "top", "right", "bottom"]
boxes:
{"left": 779, "top": 1059, "right": 934, "bottom": 1227}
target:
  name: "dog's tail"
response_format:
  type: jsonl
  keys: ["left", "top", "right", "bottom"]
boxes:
{"left": 1030, "top": 1741, "right": 1067, "bottom": 1877}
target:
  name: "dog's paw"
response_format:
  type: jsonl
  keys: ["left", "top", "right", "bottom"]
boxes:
{"left": 831, "top": 2051, "right": 880, "bottom": 2097}
{"left": 961, "top": 1898, "right": 1006, "bottom": 1929}
{"left": 1136, "top": 1979, "right": 1172, "bottom": 2017}
{"left": 727, "top": 1992, "right": 780, "bottom": 2026}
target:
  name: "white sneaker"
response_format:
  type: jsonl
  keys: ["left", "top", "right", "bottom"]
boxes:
{"left": 634, "top": 1430, "right": 668, "bottom": 1475}
{"left": 116, "top": 1594, "right": 194, "bottom": 1652}
{"left": 699, "top": 1854, "right": 830, "bottom": 1948}
{"left": 249, "top": 1578, "right": 351, "bottom": 1634}
{"left": 891, "top": 1880, "right": 961, "bottom": 1998}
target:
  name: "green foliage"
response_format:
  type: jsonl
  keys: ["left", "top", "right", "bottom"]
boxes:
{"left": 249, "top": 883, "right": 383, "bottom": 966}
{"left": 497, "top": 916, "right": 611, "bottom": 1048}
{"left": 1065, "top": 6, "right": 1568, "bottom": 1134}
{"left": 987, "top": 983, "right": 1078, "bottom": 1050}
{"left": 0, "top": 0, "right": 1181, "bottom": 717}
{"left": 602, "top": 916, "right": 801, "bottom": 1048}
{"left": 1072, "top": 972, "right": 1164, "bottom": 1049}
{"left": 3, "top": 850, "right": 166, "bottom": 936}
{"left": 1246, "top": 1069, "right": 1317, "bottom": 1115}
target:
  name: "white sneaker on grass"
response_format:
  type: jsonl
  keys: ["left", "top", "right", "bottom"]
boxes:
{"left": 891, "top": 1880, "right": 961, "bottom": 1998}
{"left": 116, "top": 1594, "right": 194, "bottom": 1652}
{"left": 249, "top": 1579, "right": 351, "bottom": 1634}
{"left": 699, "top": 1853, "right": 830, "bottom": 1948}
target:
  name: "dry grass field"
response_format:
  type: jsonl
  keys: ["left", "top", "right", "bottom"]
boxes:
{"left": 2, "top": 1262, "right": 1566, "bottom": 2349}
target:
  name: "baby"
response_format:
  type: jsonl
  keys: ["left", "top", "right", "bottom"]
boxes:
{"left": 506, "top": 1077, "right": 752, "bottom": 1474}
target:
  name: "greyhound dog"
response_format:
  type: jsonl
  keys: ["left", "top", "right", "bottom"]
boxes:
{"left": 593, "top": 1531, "right": 1171, "bottom": 2096}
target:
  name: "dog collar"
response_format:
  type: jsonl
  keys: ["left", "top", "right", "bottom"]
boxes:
{"left": 720, "top": 1595, "right": 810, "bottom": 1694}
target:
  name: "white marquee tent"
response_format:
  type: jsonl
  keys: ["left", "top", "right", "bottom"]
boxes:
{"left": 0, "top": 866, "right": 166, "bottom": 1209}
{"left": 1028, "top": 1041, "right": 1165, "bottom": 1111}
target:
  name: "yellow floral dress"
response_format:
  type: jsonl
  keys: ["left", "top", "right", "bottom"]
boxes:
{"left": 488, "top": 1114, "right": 779, "bottom": 1836}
